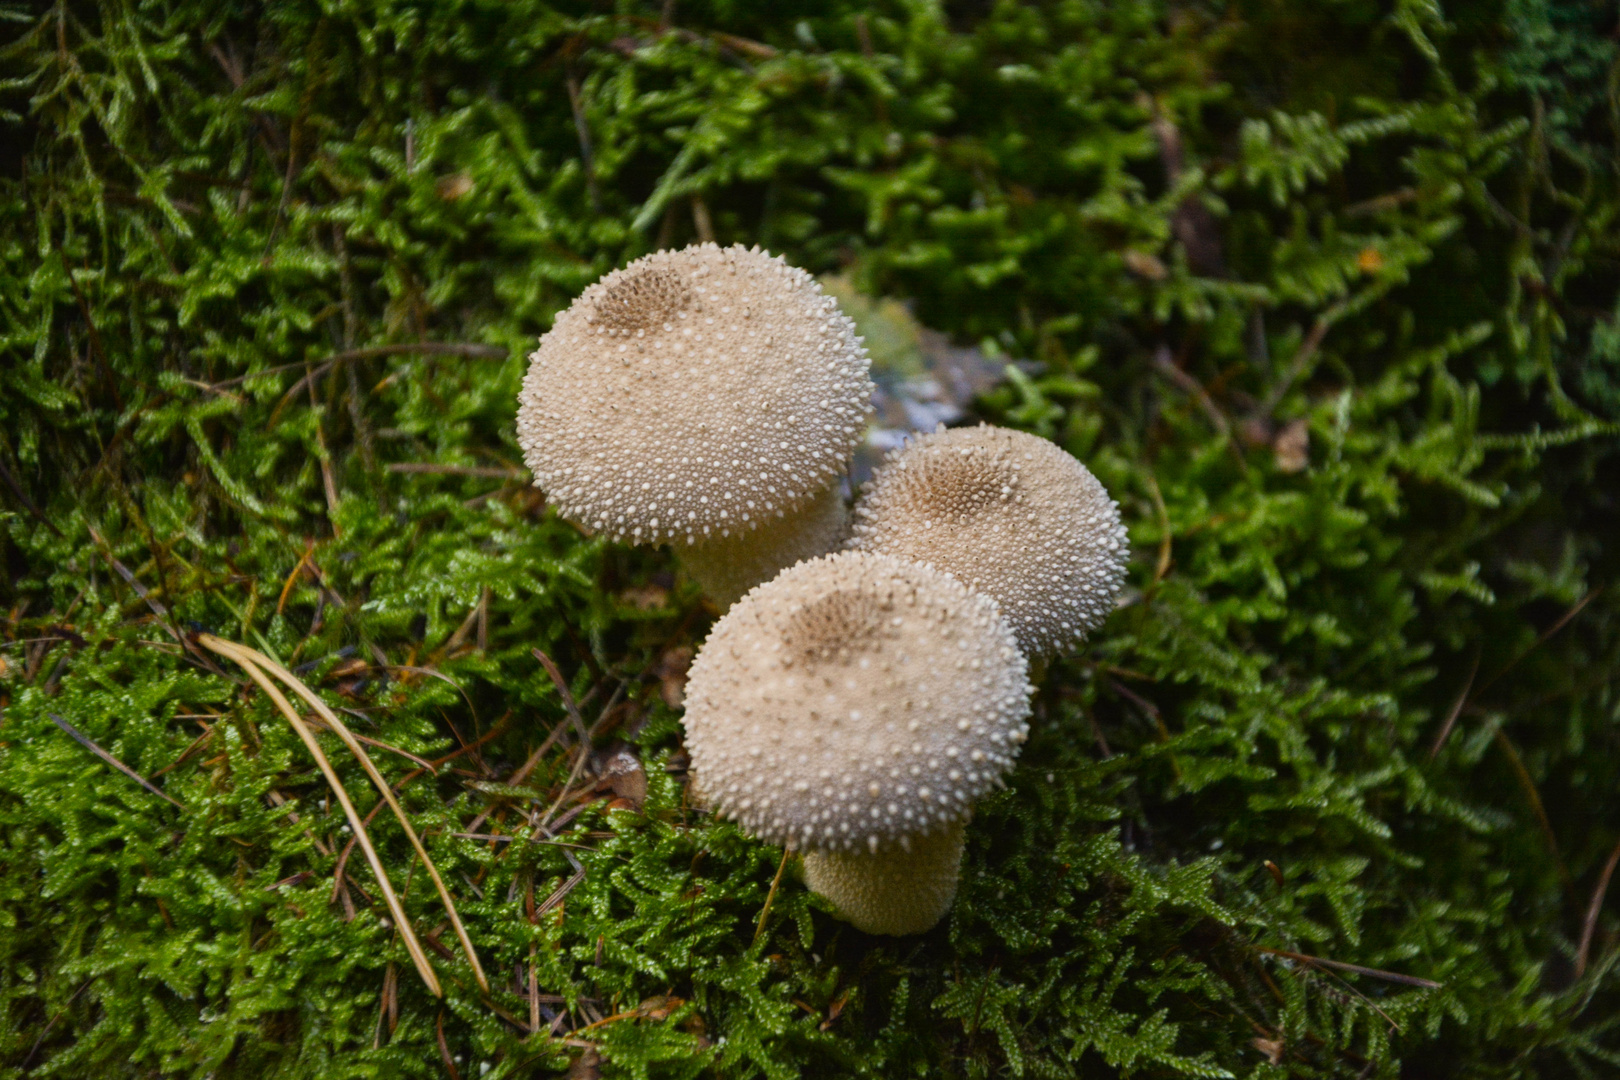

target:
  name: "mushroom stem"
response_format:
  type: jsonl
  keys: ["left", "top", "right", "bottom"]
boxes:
{"left": 801, "top": 818, "right": 968, "bottom": 936}
{"left": 677, "top": 483, "right": 850, "bottom": 609}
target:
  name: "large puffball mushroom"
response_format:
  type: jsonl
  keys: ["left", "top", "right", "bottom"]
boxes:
{"left": 516, "top": 243, "right": 873, "bottom": 603}
{"left": 848, "top": 424, "right": 1128, "bottom": 661}
{"left": 681, "top": 550, "right": 1032, "bottom": 935}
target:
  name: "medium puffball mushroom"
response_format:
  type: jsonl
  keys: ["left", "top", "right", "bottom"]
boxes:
{"left": 681, "top": 550, "right": 1032, "bottom": 934}
{"left": 516, "top": 243, "right": 873, "bottom": 604}
{"left": 848, "top": 424, "right": 1128, "bottom": 661}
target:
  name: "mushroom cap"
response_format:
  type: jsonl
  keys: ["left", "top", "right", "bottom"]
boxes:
{"left": 516, "top": 243, "right": 873, "bottom": 545}
{"left": 802, "top": 817, "right": 967, "bottom": 935}
{"left": 848, "top": 424, "right": 1128, "bottom": 660}
{"left": 682, "top": 550, "right": 1032, "bottom": 854}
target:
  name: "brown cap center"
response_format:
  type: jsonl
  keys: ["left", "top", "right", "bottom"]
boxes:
{"left": 591, "top": 264, "right": 691, "bottom": 331}
{"left": 781, "top": 590, "right": 889, "bottom": 666}
{"left": 911, "top": 450, "right": 1014, "bottom": 522}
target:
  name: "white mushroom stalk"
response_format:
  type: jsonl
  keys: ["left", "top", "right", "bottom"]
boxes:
{"left": 516, "top": 243, "right": 873, "bottom": 605}
{"left": 801, "top": 818, "right": 968, "bottom": 936}
{"left": 681, "top": 550, "right": 1033, "bottom": 934}
{"left": 677, "top": 482, "right": 851, "bottom": 609}
{"left": 848, "top": 424, "right": 1129, "bottom": 661}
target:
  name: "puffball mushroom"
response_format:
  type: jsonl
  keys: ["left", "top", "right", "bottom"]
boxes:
{"left": 515, "top": 243, "right": 873, "bottom": 605}
{"left": 848, "top": 424, "right": 1128, "bottom": 661}
{"left": 681, "top": 550, "right": 1033, "bottom": 934}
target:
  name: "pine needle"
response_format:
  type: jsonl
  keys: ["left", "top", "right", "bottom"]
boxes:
{"left": 197, "top": 634, "right": 442, "bottom": 997}
{"left": 198, "top": 634, "right": 490, "bottom": 995}
{"left": 47, "top": 712, "right": 184, "bottom": 808}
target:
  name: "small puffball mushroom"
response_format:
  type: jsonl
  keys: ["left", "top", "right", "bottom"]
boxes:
{"left": 848, "top": 424, "right": 1128, "bottom": 661}
{"left": 516, "top": 243, "right": 873, "bottom": 603}
{"left": 682, "top": 550, "right": 1033, "bottom": 934}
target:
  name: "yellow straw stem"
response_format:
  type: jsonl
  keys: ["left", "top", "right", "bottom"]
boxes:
{"left": 202, "top": 635, "right": 490, "bottom": 994}
{"left": 219, "top": 641, "right": 489, "bottom": 993}
{"left": 199, "top": 635, "right": 442, "bottom": 997}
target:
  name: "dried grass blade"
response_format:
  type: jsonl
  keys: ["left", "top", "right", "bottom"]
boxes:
{"left": 435, "top": 1010, "right": 462, "bottom": 1080}
{"left": 531, "top": 648, "right": 590, "bottom": 743}
{"left": 1492, "top": 727, "right": 1572, "bottom": 891}
{"left": 1575, "top": 836, "right": 1620, "bottom": 979}
{"left": 385, "top": 463, "right": 524, "bottom": 479}
{"left": 204, "top": 635, "right": 489, "bottom": 994}
{"left": 1427, "top": 652, "right": 1479, "bottom": 759}
{"left": 197, "top": 634, "right": 442, "bottom": 997}
{"left": 536, "top": 869, "right": 587, "bottom": 917}
{"left": 88, "top": 528, "right": 181, "bottom": 643}
{"left": 301, "top": 716, "right": 439, "bottom": 773}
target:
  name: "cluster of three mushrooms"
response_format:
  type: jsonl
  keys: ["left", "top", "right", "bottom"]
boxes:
{"left": 688, "top": 424, "right": 1129, "bottom": 934}
{"left": 518, "top": 245, "right": 1128, "bottom": 935}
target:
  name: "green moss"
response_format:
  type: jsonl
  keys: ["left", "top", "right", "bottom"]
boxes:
{"left": 1, "top": 1, "right": 1617, "bottom": 1076}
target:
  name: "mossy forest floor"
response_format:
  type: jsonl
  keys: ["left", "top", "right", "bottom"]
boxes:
{"left": 2, "top": 2, "right": 1619, "bottom": 1077}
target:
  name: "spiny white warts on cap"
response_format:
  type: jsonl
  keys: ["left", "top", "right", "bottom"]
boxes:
{"left": 515, "top": 243, "right": 873, "bottom": 546}
{"left": 802, "top": 817, "right": 967, "bottom": 936}
{"left": 848, "top": 424, "right": 1129, "bottom": 661}
{"left": 681, "top": 550, "right": 1032, "bottom": 856}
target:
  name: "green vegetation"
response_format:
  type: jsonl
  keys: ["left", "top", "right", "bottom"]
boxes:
{"left": 2, "top": 0, "right": 1618, "bottom": 1075}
